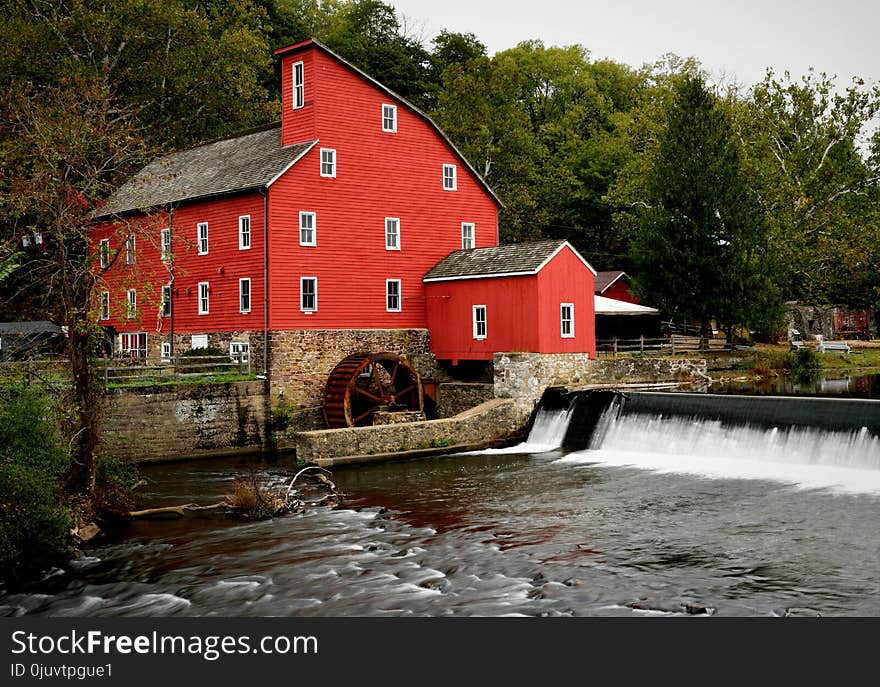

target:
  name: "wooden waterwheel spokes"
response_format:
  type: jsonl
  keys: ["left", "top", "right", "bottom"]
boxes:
{"left": 323, "top": 352, "right": 423, "bottom": 428}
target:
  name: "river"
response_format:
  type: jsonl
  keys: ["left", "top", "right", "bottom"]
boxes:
{"left": 2, "top": 374, "right": 879, "bottom": 618}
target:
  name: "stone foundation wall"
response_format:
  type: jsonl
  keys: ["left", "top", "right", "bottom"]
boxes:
{"left": 102, "top": 380, "right": 268, "bottom": 462}
{"left": 171, "top": 331, "right": 264, "bottom": 372}
{"left": 268, "top": 329, "right": 438, "bottom": 428}
{"left": 436, "top": 382, "right": 495, "bottom": 418}
{"left": 293, "top": 399, "right": 520, "bottom": 465}
{"left": 494, "top": 352, "right": 709, "bottom": 420}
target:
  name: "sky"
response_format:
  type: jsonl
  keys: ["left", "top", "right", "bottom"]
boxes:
{"left": 389, "top": 0, "right": 880, "bottom": 89}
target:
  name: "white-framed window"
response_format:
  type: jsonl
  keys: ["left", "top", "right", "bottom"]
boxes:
{"left": 385, "top": 217, "right": 400, "bottom": 250}
{"left": 320, "top": 148, "right": 336, "bottom": 178}
{"left": 197, "top": 222, "right": 209, "bottom": 255}
{"left": 292, "top": 61, "right": 304, "bottom": 109}
{"left": 560, "top": 303, "right": 575, "bottom": 338}
{"left": 99, "top": 291, "right": 110, "bottom": 321}
{"left": 125, "top": 235, "right": 136, "bottom": 264}
{"left": 161, "top": 228, "right": 171, "bottom": 260}
{"left": 118, "top": 332, "right": 147, "bottom": 360}
{"left": 299, "top": 211, "right": 316, "bottom": 246}
{"left": 191, "top": 334, "right": 208, "bottom": 349}
{"left": 300, "top": 276, "right": 317, "bottom": 313}
{"left": 382, "top": 103, "right": 397, "bottom": 132}
{"left": 473, "top": 304, "right": 487, "bottom": 340}
{"left": 239, "top": 278, "right": 251, "bottom": 314}
{"left": 198, "top": 281, "right": 209, "bottom": 315}
{"left": 443, "top": 164, "right": 457, "bottom": 191}
{"left": 461, "top": 222, "right": 475, "bottom": 249}
{"left": 161, "top": 342, "right": 171, "bottom": 361}
{"left": 239, "top": 215, "right": 251, "bottom": 250}
{"left": 161, "top": 284, "right": 171, "bottom": 317}
{"left": 386, "top": 279, "right": 401, "bottom": 312}
{"left": 99, "top": 238, "right": 110, "bottom": 269}
{"left": 126, "top": 289, "right": 137, "bottom": 319}
{"left": 230, "top": 342, "right": 250, "bottom": 364}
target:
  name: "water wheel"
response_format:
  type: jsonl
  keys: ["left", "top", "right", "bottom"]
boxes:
{"left": 323, "top": 352, "right": 423, "bottom": 428}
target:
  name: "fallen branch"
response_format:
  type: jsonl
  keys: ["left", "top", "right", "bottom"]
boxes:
{"left": 128, "top": 502, "right": 229, "bottom": 519}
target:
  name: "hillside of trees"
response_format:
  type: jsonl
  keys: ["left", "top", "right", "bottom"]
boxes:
{"left": 3, "top": 0, "right": 879, "bottom": 334}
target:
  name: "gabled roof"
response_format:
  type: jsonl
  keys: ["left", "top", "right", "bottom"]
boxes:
{"left": 274, "top": 38, "right": 502, "bottom": 208}
{"left": 93, "top": 125, "right": 316, "bottom": 220}
{"left": 0, "top": 320, "right": 63, "bottom": 335}
{"left": 594, "top": 295, "right": 658, "bottom": 315}
{"left": 594, "top": 270, "right": 629, "bottom": 294}
{"left": 423, "top": 240, "right": 596, "bottom": 282}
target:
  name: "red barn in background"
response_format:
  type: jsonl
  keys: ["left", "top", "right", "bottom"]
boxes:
{"left": 424, "top": 241, "right": 597, "bottom": 362}
{"left": 594, "top": 271, "right": 639, "bottom": 304}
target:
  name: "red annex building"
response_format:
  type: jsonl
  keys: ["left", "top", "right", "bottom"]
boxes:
{"left": 92, "top": 39, "right": 596, "bottom": 417}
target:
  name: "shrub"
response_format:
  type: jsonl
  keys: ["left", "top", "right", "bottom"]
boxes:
{"left": 0, "top": 384, "right": 71, "bottom": 586}
{"left": 93, "top": 454, "right": 141, "bottom": 521}
{"left": 785, "top": 346, "right": 821, "bottom": 375}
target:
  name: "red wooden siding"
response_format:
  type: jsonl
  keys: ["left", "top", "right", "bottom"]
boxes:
{"left": 426, "top": 246, "right": 596, "bottom": 361}
{"left": 268, "top": 43, "right": 499, "bottom": 330}
{"left": 92, "top": 193, "right": 266, "bottom": 336}
{"left": 602, "top": 279, "right": 638, "bottom": 304}
{"left": 535, "top": 245, "right": 596, "bottom": 357}
{"left": 280, "top": 47, "right": 317, "bottom": 145}
{"left": 424, "top": 275, "right": 540, "bottom": 361}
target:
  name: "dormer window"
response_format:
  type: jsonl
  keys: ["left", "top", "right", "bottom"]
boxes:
{"left": 443, "top": 164, "right": 457, "bottom": 191}
{"left": 293, "top": 61, "right": 304, "bottom": 109}
{"left": 382, "top": 104, "right": 397, "bottom": 132}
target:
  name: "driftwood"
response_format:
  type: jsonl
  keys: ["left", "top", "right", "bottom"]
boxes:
{"left": 128, "top": 502, "right": 230, "bottom": 520}
{"left": 127, "top": 464, "right": 342, "bottom": 521}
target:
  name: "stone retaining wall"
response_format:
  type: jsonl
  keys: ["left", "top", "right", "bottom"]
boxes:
{"left": 494, "top": 352, "right": 709, "bottom": 420}
{"left": 294, "top": 399, "right": 520, "bottom": 465}
{"left": 102, "top": 380, "right": 268, "bottom": 462}
{"left": 436, "top": 382, "right": 495, "bottom": 418}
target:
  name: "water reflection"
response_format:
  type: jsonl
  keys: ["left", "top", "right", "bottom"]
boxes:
{"left": 711, "top": 372, "right": 880, "bottom": 398}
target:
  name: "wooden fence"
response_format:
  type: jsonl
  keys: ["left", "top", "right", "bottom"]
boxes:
{"left": 596, "top": 335, "right": 731, "bottom": 357}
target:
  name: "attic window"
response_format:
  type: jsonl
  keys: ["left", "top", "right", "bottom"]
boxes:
{"left": 382, "top": 104, "right": 397, "bottom": 132}
{"left": 443, "top": 164, "right": 457, "bottom": 191}
{"left": 293, "top": 61, "right": 304, "bottom": 109}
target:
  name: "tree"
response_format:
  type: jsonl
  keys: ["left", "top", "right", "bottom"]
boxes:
{"left": 628, "top": 75, "right": 775, "bottom": 336}
{"left": 2, "top": 76, "right": 152, "bottom": 498}
{"left": 740, "top": 70, "right": 880, "bottom": 307}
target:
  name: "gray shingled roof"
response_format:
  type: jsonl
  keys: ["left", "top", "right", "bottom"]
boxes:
{"left": 594, "top": 270, "right": 628, "bottom": 293}
{"left": 424, "top": 240, "right": 585, "bottom": 281}
{"left": 93, "top": 125, "right": 316, "bottom": 219}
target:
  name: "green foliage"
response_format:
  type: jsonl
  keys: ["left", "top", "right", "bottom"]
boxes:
{"left": 270, "top": 403, "right": 298, "bottom": 432}
{"left": 784, "top": 346, "right": 822, "bottom": 373}
{"left": 0, "top": 385, "right": 72, "bottom": 586}
{"left": 93, "top": 454, "right": 141, "bottom": 519}
{"left": 626, "top": 75, "right": 776, "bottom": 336}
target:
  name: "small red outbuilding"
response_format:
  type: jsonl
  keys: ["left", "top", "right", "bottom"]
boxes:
{"left": 423, "top": 240, "right": 596, "bottom": 363}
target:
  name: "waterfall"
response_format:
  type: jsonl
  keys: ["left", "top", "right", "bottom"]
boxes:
{"left": 559, "top": 398, "right": 880, "bottom": 495}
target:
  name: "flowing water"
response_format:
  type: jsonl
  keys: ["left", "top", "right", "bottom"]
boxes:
{"left": 2, "top": 384, "right": 880, "bottom": 618}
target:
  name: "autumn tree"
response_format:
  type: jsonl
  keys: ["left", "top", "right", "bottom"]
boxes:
{"left": 628, "top": 75, "right": 775, "bottom": 336}
{"left": 2, "top": 76, "right": 152, "bottom": 498}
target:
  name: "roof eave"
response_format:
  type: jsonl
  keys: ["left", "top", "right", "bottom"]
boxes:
{"left": 91, "top": 185, "right": 268, "bottom": 223}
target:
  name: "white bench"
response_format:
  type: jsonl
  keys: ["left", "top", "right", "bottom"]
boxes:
{"left": 817, "top": 341, "right": 851, "bottom": 354}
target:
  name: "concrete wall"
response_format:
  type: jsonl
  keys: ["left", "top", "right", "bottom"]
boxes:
{"left": 102, "top": 380, "right": 268, "bottom": 462}
{"left": 293, "top": 399, "right": 520, "bottom": 465}
{"left": 268, "top": 328, "right": 438, "bottom": 428}
{"left": 494, "top": 352, "right": 709, "bottom": 420}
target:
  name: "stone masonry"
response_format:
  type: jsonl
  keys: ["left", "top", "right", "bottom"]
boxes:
{"left": 494, "top": 352, "right": 709, "bottom": 421}
{"left": 102, "top": 380, "right": 268, "bottom": 462}
{"left": 294, "top": 399, "right": 520, "bottom": 465}
{"left": 268, "top": 328, "right": 439, "bottom": 428}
